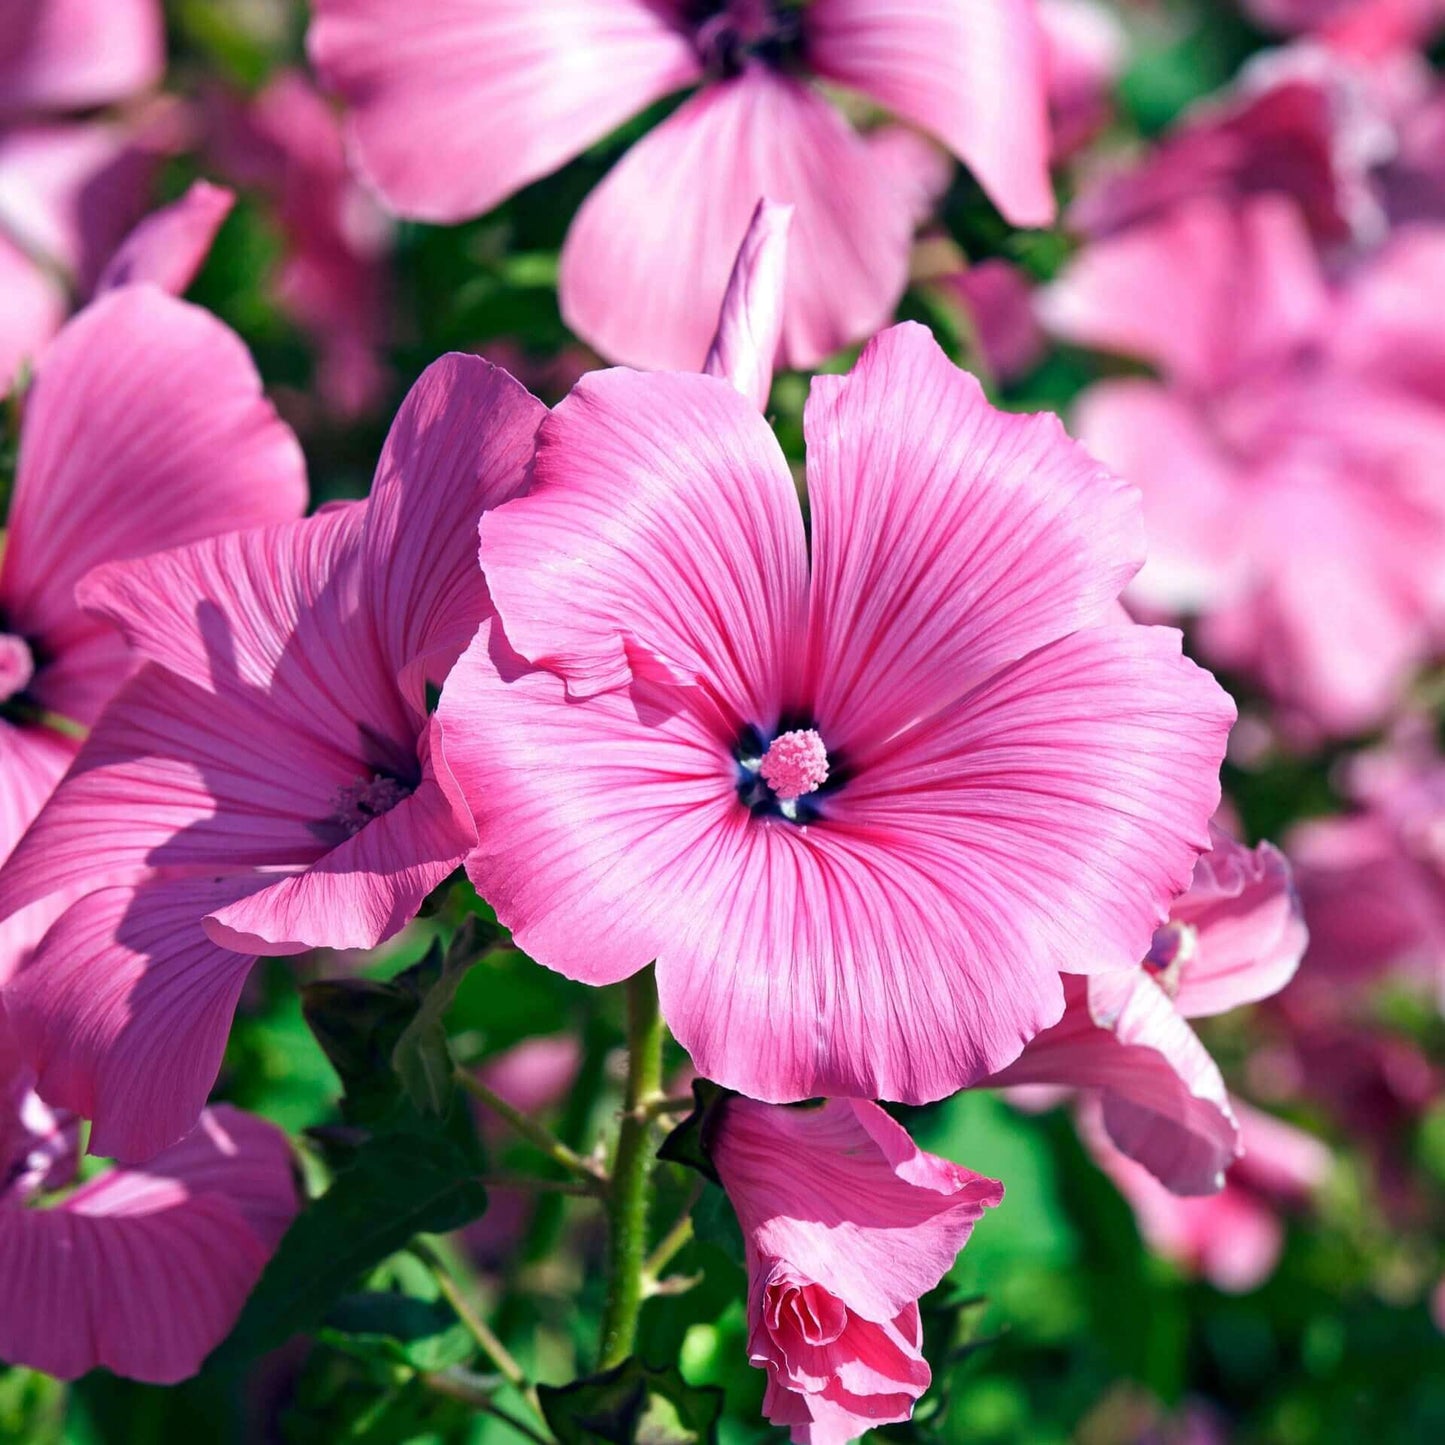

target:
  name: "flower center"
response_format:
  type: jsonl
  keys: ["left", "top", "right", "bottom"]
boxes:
{"left": 328, "top": 773, "right": 411, "bottom": 838}
{"left": 692, "top": 0, "right": 805, "bottom": 76}
{"left": 760, "top": 728, "right": 830, "bottom": 801}
{"left": 1142, "top": 919, "right": 1198, "bottom": 998}
{"left": 0, "top": 632, "right": 35, "bottom": 705}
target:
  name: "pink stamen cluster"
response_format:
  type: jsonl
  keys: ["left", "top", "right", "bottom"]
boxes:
{"left": 759, "top": 728, "right": 830, "bottom": 801}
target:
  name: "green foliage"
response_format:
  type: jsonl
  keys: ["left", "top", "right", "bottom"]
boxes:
{"left": 539, "top": 1359, "right": 723, "bottom": 1445}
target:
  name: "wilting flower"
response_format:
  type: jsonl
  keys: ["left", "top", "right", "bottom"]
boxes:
{"left": 1082, "top": 1095, "right": 1331, "bottom": 1293}
{"left": 702, "top": 1094, "right": 1002, "bottom": 1445}
{"left": 308, "top": 0, "right": 1055, "bottom": 371}
{"left": 439, "top": 319, "right": 1232, "bottom": 1104}
{"left": 1044, "top": 193, "right": 1445, "bottom": 738}
{"left": 0, "top": 1016, "right": 297, "bottom": 1381}
{"left": 206, "top": 70, "right": 393, "bottom": 419}
{"left": 0, "top": 0, "right": 176, "bottom": 384}
{"left": 0, "top": 229, "right": 307, "bottom": 980}
{"left": 0, "top": 355, "right": 545, "bottom": 1162}
{"left": 987, "top": 827, "right": 1307, "bottom": 1194}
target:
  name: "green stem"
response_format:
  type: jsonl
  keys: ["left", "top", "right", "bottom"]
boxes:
{"left": 597, "top": 967, "right": 664, "bottom": 1369}
{"left": 456, "top": 1069, "right": 607, "bottom": 1187}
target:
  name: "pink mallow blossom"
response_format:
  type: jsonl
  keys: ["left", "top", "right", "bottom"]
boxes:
{"left": 1043, "top": 193, "right": 1445, "bottom": 739}
{"left": 1082, "top": 1095, "right": 1331, "bottom": 1294}
{"left": 437, "top": 318, "right": 1234, "bottom": 1106}
{"left": 987, "top": 827, "right": 1306, "bottom": 1194}
{"left": 0, "top": 354, "right": 545, "bottom": 1163}
{"left": 707, "top": 1094, "right": 1003, "bottom": 1445}
{"left": 0, "top": 1014, "right": 297, "bottom": 1381}
{"left": 0, "top": 0, "right": 179, "bottom": 386}
{"left": 0, "top": 211, "right": 307, "bottom": 983}
{"left": 308, "top": 0, "right": 1055, "bottom": 372}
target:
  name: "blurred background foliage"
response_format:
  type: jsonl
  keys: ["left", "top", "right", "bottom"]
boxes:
{"left": 5, "top": 0, "right": 1445, "bottom": 1442}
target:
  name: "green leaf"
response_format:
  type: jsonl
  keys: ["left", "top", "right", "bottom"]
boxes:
{"left": 656, "top": 1080, "right": 729, "bottom": 1185}
{"left": 220, "top": 1130, "right": 488, "bottom": 1361}
{"left": 540, "top": 1359, "right": 723, "bottom": 1445}
{"left": 318, "top": 1293, "right": 475, "bottom": 1373}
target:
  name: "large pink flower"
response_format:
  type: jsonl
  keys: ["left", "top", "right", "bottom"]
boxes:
{"left": 1044, "top": 193, "right": 1445, "bottom": 738}
{"left": 0, "top": 255, "right": 307, "bottom": 985}
{"left": 438, "top": 321, "right": 1233, "bottom": 1104}
{"left": 988, "top": 827, "right": 1308, "bottom": 1194}
{"left": 0, "top": 355, "right": 545, "bottom": 1161}
{"left": 308, "top": 0, "right": 1054, "bottom": 371}
{"left": 0, "top": 1017, "right": 297, "bottom": 1382}
{"left": 0, "top": 0, "right": 176, "bottom": 385}
{"left": 705, "top": 1095, "right": 1002, "bottom": 1445}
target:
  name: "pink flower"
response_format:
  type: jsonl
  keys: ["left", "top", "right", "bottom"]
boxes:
{"left": 988, "top": 827, "right": 1307, "bottom": 1193}
{"left": 1083, "top": 1095, "right": 1330, "bottom": 1293}
{"left": 308, "top": 0, "right": 1055, "bottom": 371}
{"left": 1040, "top": 0, "right": 1127, "bottom": 160}
{"left": 0, "top": 1, "right": 177, "bottom": 385}
{"left": 705, "top": 1095, "right": 1002, "bottom": 1445}
{"left": 1045, "top": 193, "right": 1445, "bottom": 738}
{"left": 0, "top": 261, "right": 307, "bottom": 986}
{"left": 0, "top": 1017, "right": 297, "bottom": 1382}
{"left": 1244, "top": 0, "right": 1445, "bottom": 57}
{"left": 935, "top": 258, "right": 1047, "bottom": 386}
{"left": 0, "top": 355, "right": 545, "bottom": 1162}
{"left": 206, "top": 71, "right": 393, "bottom": 419}
{"left": 437, "top": 320, "right": 1233, "bottom": 1105}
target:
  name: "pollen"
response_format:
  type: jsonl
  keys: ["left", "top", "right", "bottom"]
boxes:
{"left": 759, "top": 729, "right": 830, "bottom": 802}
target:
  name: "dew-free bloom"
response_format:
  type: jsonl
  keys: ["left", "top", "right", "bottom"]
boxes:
{"left": 987, "top": 827, "right": 1307, "bottom": 1194}
{"left": 439, "top": 320, "right": 1234, "bottom": 1105}
{"left": 701, "top": 1094, "right": 1002, "bottom": 1445}
{"left": 0, "top": 355, "right": 545, "bottom": 1162}
{"left": 309, "top": 0, "right": 1055, "bottom": 371}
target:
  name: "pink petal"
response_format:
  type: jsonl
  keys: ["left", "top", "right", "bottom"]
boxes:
{"left": 0, "top": 0, "right": 163, "bottom": 114}
{"left": 704, "top": 198, "right": 793, "bottom": 412}
{"left": 307, "top": 0, "right": 699, "bottom": 222}
{"left": 95, "top": 180, "right": 234, "bottom": 296}
{"left": 204, "top": 767, "right": 474, "bottom": 955}
{"left": 1231, "top": 1097, "right": 1332, "bottom": 1200}
{"left": 479, "top": 366, "right": 808, "bottom": 715}
{"left": 804, "top": 0, "right": 1055, "bottom": 226}
{"left": 990, "top": 974, "right": 1240, "bottom": 1195}
{"left": 802, "top": 323, "right": 1145, "bottom": 758}
{"left": 559, "top": 66, "right": 916, "bottom": 370}
{"left": 0, "top": 232, "right": 65, "bottom": 389}
{"left": 2, "top": 877, "right": 259, "bottom": 1162}
{"left": 361, "top": 352, "right": 546, "bottom": 711}
{"left": 0, "top": 286, "right": 307, "bottom": 695}
{"left": 1171, "top": 830, "right": 1309, "bottom": 1019}
{"left": 0, "top": 1105, "right": 296, "bottom": 1383}
{"left": 715, "top": 1097, "right": 1002, "bottom": 1323}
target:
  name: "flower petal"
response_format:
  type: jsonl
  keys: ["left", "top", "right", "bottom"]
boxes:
{"left": 2, "top": 877, "right": 259, "bottom": 1162}
{"left": 480, "top": 366, "right": 808, "bottom": 719}
{"left": 361, "top": 353, "right": 546, "bottom": 712}
{"left": 804, "top": 0, "right": 1055, "bottom": 226}
{"left": 704, "top": 198, "right": 793, "bottom": 413}
{"left": 0, "top": 0, "right": 163, "bottom": 114}
{"left": 803, "top": 324, "right": 1144, "bottom": 757}
{"left": 307, "top": 0, "right": 699, "bottom": 222}
{"left": 0, "top": 232, "right": 65, "bottom": 389}
{"left": 559, "top": 67, "right": 916, "bottom": 370}
{"left": 0, "top": 1105, "right": 295, "bottom": 1383}
{"left": 0, "top": 287, "right": 307, "bottom": 687}
{"left": 95, "top": 180, "right": 234, "bottom": 296}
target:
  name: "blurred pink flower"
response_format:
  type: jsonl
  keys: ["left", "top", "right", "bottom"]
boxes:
{"left": 0, "top": 0, "right": 177, "bottom": 385}
{"left": 1041, "top": 0, "right": 1128, "bottom": 159}
{"left": 0, "top": 263, "right": 307, "bottom": 988}
{"left": 708, "top": 1095, "right": 1002, "bottom": 1445}
{"left": 1045, "top": 194, "right": 1445, "bottom": 738}
{"left": 0, "top": 1016, "right": 297, "bottom": 1382}
{"left": 1083, "top": 1095, "right": 1330, "bottom": 1293}
{"left": 989, "top": 827, "right": 1307, "bottom": 1193}
{"left": 0, "top": 355, "right": 544, "bottom": 1162}
{"left": 936, "top": 258, "right": 1048, "bottom": 386}
{"left": 438, "top": 320, "right": 1233, "bottom": 1105}
{"left": 206, "top": 71, "right": 393, "bottom": 419}
{"left": 308, "top": 0, "right": 1055, "bottom": 371}
{"left": 1244, "top": 0, "right": 1445, "bottom": 57}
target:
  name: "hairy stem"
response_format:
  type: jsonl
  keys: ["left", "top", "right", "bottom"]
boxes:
{"left": 597, "top": 967, "right": 665, "bottom": 1369}
{"left": 456, "top": 1069, "right": 607, "bottom": 1187}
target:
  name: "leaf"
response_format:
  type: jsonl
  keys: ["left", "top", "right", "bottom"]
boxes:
{"left": 656, "top": 1080, "right": 730, "bottom": 1185}
{"left": 219, "top": 1130, "right": 489, "bottom": 1361}
{"left": 318, "top": 1293, "right": 475, "bottom": 1374}
{"left": 540, "top": 1359, "right": 723, "bottom": 1445}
